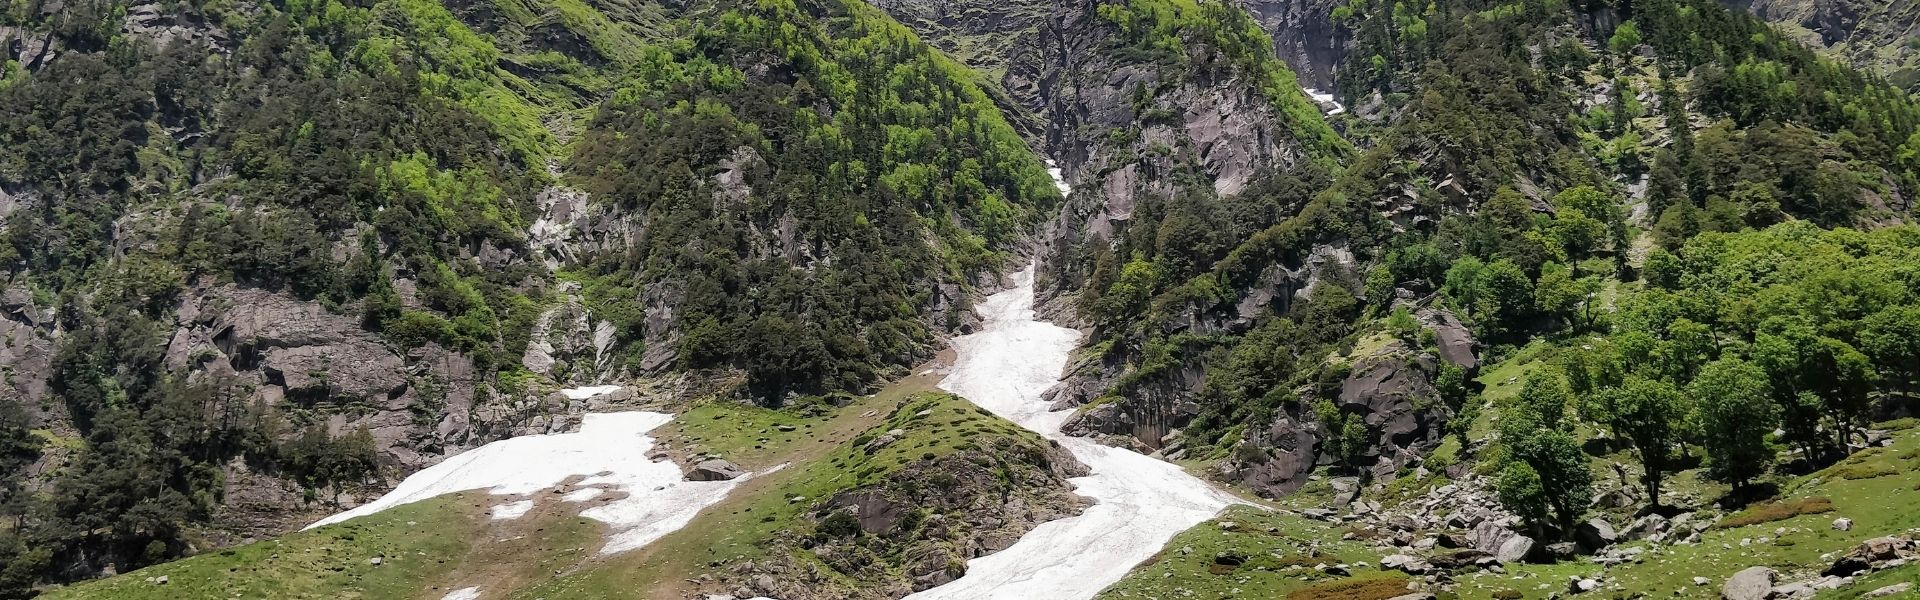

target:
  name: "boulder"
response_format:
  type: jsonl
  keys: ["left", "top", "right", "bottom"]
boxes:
{"left": 1771, "top": 582, "right": 1815, "bottom": 599}
{"left": 687, "top": 459, "right": 744, "bottom": 481}
{"left": 1575, "top": 518, "right": 1617, "bottom": 551}
{"left": 1381, "top": 554, "right": 1431, "bottom": 574}
{"left": 1865, "top": 583, "right": 1914, "bottom": 598}
{"left": 1568, "top": 576, "right": 1600, "bottom": 594}
{"left": 1623, "top": 513, "right": 1669, "bottom": 541}
{"left": 864, "top": 429, "right": 906, "bottom": 454}
{"left": 1387, "top": 594, "right": 1436, "bottom": 600}
{"left": 1723, "top": 566, "right": 1775, "bottom": 600}
{"left": 1827, "top": 536, "right": 1912, "bottom": 576}
{"left": 1469, "top": 521, "right": 1513, "bottom": 552}
{"left": 1832, "top": 517, "right": 1854, "bottom": 532}
{"left": 1545, "top": 542, "right": 1579, "bottom": 561}
{"left": 1495, "top": 535, "right": 1536, "bottom": 564}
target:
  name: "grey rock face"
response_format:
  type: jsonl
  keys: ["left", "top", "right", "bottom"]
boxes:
{"left": 1234, "top": 0, "right": 1350, "bottom": 89}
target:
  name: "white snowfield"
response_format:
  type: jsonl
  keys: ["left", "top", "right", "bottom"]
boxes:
{"left": 904, "top": 265, "right": 1239, "bottom": 600}
{"left": 306, "top": 391, "right": 750, "bottom": 555}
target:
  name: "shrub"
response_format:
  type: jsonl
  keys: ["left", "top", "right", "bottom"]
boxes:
{"left": 1831, "top": 463, "right": 1899, "bottom": 480}
{"left": 1287, "top": 574, "right": 1414, "bottom": 600}
{"left": 1716, "top": 497, "right": 1835, "bottom": 529}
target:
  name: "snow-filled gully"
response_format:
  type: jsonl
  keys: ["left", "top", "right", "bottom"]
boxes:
{"left": 904, "top": 265, "right": 1239, "bottom": 600}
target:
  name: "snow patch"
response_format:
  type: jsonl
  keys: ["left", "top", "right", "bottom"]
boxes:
{"left": 489, "top": 499, "right": 535, "bottom": 520}
{"left": 1304, "top": 87, "right": 1346, "bottom": 116}
{"left": 560, "top": 385, "right": 622, "bottom": 400}
{"left": 306, "top": 411, "right": 748, "bottom": 556}
{"left": 1045, "top": 159, "right": 1072, "bottom": 197}
{"left": 563, "top": 487, "right": 604, "bottom": 502}
{"left": 441, "top": 587, "right": 482, "bottom": 600}
{"left": 903, "top": 265, "right": 1238, "bottom": 600}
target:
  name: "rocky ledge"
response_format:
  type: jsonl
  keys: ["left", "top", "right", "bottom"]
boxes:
{"left": 701, "top": 397, "right": 1091, "bottom": 600}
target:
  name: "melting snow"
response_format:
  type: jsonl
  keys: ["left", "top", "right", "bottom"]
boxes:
{"left": 1046, "top": 159, "right": 1072, "bottom": 197}
{"left": 1304, "top": 87, "right": 1346, "bottom": 116}
{"left": 560, "top": 384, "right": 622, "bottom": 400}
{"left": 903, "top": 265, "right": 1238, "bottom": 600}
{"left": 305, "top": 411, "right": 749, "bottom": 556}
{"left": 441, "top": 587, "right": 482, "bottom": 600}
{"left": 563, "top": 487, "right": 604, "bottom": 502}
{"left": 488, "top": 500, "right": 535, "bottom": 520}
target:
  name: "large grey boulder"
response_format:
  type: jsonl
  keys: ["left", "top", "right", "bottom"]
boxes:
{"left": 1723, "top": 566, "right": 1775, "bottom": 600}
{"left": 1575, "top": 518, "right": 1617, "bottom": 551}
{"left": 687, "top": 459, "right": 744, "bottom": 481}
{"left": 1495, "top": 535, "right": 1537, "bottom": 564}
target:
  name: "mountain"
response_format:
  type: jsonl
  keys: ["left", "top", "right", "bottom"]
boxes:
{"left": 0, "top": 0, "right": 1058, "bottom": 589}
{"left": 1729, "top": 0, "right": 1920, "bottom": 89}
{"left": 4, "top": 0, "right": 1920, "bottom": 597}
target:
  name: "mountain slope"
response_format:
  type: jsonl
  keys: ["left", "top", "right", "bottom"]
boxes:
{"left": 1730, "top": 0, "right": 1920, "bottom": 89}
{"left": 0, "top": 0, "right": 1061, "bottom": 590}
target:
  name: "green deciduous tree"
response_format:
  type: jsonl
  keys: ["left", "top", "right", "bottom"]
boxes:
{"left": 1587, "top": 377, "right": 1686, "bottom": 507}
{"left": 1497, "top": 369, "right": 1592, "bottom": 535}
{"left": 1689, "top": 358, "right": 1778, "bottom": 489}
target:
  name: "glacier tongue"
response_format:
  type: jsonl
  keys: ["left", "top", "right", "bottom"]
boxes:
{"left": 904, "top": 265, "right": 1237, "bottom": 600}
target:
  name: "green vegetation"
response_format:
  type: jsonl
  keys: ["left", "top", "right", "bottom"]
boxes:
{"left": 1455, "top": 427, "right": 1920, "bottom": 599}
{"left": 1496, "top": 369, "right": 1594, "bottom": 535}
{"left": 567, "top": 0, "right": 1059, "bottom": 401}
{"left": 43, "top": 495, "right": 482, "bottom": 600}
{"left": 1716, "top": 497, "right": 1835, "bottom": 530}
{"left": 1095, "top": 505, "right": 1396, "bottom": 600}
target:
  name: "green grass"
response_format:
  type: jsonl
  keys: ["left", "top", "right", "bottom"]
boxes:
{"left": 1094, "top": 505, "right": 1391, "bottom": 599}
{"left": 666, "top": 400, "right": 821, "bottom": 467}
{"left": 46, "top": 496, "right": 482, "bottom": 600}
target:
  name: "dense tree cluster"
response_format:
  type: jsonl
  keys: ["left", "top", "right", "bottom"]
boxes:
{"left": 1573, "top": 223, "right": 1920, "bottom": 486}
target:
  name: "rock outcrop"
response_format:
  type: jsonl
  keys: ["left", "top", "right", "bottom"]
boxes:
{"left": 1221, "top": 336, "right": 1457, "bottom": 497}
{"left": 708, "top": 400, "right": 1091, "bottom": 600}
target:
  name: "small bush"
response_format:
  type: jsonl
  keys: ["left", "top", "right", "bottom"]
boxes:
{"left": 1287, "top": 575, "right": 1414, "bottom": 600}
{"left": 1875, "top": 417, "right": 1920, "bottom": 431}
{"left": 1717, "top": 497, "right": 1834, "bottom": 529}
{"left": 1832, "top": 463, "right": 1899, "bottom": 480}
